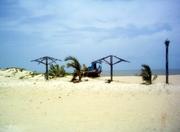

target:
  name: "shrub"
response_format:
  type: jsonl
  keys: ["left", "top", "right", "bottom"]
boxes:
{"left": 49, "top": 64, "right": 65, "bottom": 78}
{"left": 29, "top": 71, "right": 40, "bottom": 77}
{"left": 140, "top": 64, "right": 152, "bottom": 84}
{"left": 64, "top": 56, "right": 82, "bottom": 82}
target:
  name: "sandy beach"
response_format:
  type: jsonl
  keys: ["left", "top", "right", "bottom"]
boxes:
{"left": 0, "top": 68, "right": 180, "bottom": 132}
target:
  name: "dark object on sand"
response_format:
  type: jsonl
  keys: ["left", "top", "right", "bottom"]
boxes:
{"left": 31, "top": 56, "right": 61, "bottom": 80}
{"left": 140, "top": 64, "right": 152, "bottom": 84}
{"left": 85, "top": 62, "right": 102, "bottom": 77}
{"left": 105, "top": 79, "right": 112, "bottom": 83}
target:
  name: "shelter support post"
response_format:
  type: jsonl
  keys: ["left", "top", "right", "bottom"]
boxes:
{"left": 45, "top": 58, "right": 48, "bottom": 80}
{"left": 110, "top": 55, "right": 113, "bottom": 81}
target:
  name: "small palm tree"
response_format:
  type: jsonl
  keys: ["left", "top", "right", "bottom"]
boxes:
{"left": 82, "top": 64, "right": 88, "bottom": 77}
{"left": 49, "top": 64, "right": 65, "bottom": 78}
{"left": 140, "top": 64, "right": 152, "bottom": 84}
{"left": 65, "top": 56, "right": 82, "bottom": 82}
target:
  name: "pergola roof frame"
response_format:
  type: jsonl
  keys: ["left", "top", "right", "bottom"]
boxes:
{"left": 92, "top": 55, "right": 130, "bottom": 82}
{"left": 31, "top": 56, "right": 61, "bottom": 80}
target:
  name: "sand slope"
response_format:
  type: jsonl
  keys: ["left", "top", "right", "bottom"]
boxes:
{"left": 0, "top": 69, "right": 180, "bottom": 132}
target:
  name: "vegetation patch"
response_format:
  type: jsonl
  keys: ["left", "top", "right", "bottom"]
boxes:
{"left": 49, "top": 64, "right": 66, "bottom": 78}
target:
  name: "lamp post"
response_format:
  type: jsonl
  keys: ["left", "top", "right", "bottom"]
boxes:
{"left": 165, "top": 39, "right": 170, "bottom": 84}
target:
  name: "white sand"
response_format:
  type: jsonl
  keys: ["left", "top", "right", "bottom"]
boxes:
{"left": 0, "top": 68, "right": 180, "bottom": 132}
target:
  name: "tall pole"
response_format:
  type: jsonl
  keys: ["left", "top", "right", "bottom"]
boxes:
{"left": 45, "top": 58, "right": 49, "bottom": 80}
{"left": 110, "top": 55, "right": 113, "bottom": 81}
{"left": 165, "top": 39, "right": 170, "bottom": 84}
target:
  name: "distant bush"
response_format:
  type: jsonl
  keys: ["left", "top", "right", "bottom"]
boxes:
{"left": 49, "top": 64, "right": 65, "bottom": 78}
{"left": 140, "top": 64, "right": 152, "bottom": 85}
{"left": 19, "top": 76, "right": 25, "bottom": 79}
{"left": 29, "top": 71, "right": 40, "bottom": 77}
{"left": 5, "top": 67, "right": 25, "bottom": 72}
{"left": 18, "top": 68, "right": 25, "bottom": 72}
{"left": 152, "top": 74, "right": 158, "bottom": 81}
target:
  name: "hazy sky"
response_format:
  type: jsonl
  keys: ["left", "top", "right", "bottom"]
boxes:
{"left": 0, "top": 0, "right": 180, "bottom": 71}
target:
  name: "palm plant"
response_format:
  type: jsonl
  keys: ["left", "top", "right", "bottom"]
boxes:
{"left": 140, "top": 64, "right": 152, "bottom": 84}
{"left": 49, "top": 64, "right": 65, "bottom": 78}
{"left": 65, "top": 56, "right": 82, "bottom": 82}
{"left": 82, "top": 64, "right": 88, "bottom": 77}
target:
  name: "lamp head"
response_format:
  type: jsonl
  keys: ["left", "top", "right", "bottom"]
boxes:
{"left": 165, "top": 39, "right": 170, "bottom": 47}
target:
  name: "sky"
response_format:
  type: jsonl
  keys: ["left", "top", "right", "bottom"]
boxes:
{"left": 0, "top": 0, "right": 180, "bottom": 72}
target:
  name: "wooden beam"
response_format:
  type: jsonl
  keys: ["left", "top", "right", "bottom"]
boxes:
{"left": 113, "top": 55, "right": 130, "bottom": 63}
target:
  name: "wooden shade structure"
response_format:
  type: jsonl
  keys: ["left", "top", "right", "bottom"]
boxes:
{"left": 31, "top": 56, "right": 61, "bottom": 80}
{"left": 92, "top": 55, "right": 130, "bottom": 82}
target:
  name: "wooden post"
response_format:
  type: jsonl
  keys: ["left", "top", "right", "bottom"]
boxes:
{"left": 165, "top": 40, "right": 170, "bottom": 84}
{"left": 45, "top": 58, "right": 49, "bottom": 80}
{"left": 110, "top": 55, "right": 113, "bottom": 81}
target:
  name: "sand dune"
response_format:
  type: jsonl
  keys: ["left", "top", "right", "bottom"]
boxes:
{"left": 0, "top": 68, "right": 180, "bottom": 132}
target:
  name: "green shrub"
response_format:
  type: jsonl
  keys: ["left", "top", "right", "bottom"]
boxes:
{"left": 49, "top": 64, "right": 65, "bottom": 78}
{"left": 29, "top": 71, "right": 40, "bottom": 77}
{"left": 19, "top": 76, "right": 25, "bottom": 79}
{"left": 64, "top": 56, "right": 82, "bottom": 82}
{"left": 140, "top": 64, "right": 152, "bottom": 84}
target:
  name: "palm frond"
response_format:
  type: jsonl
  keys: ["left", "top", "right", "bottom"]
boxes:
{"left": 65, "top": 56, "right": 82, "bottom": 82}
{"left": 65, "top": 56, "right": 81, "bottom": 71}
